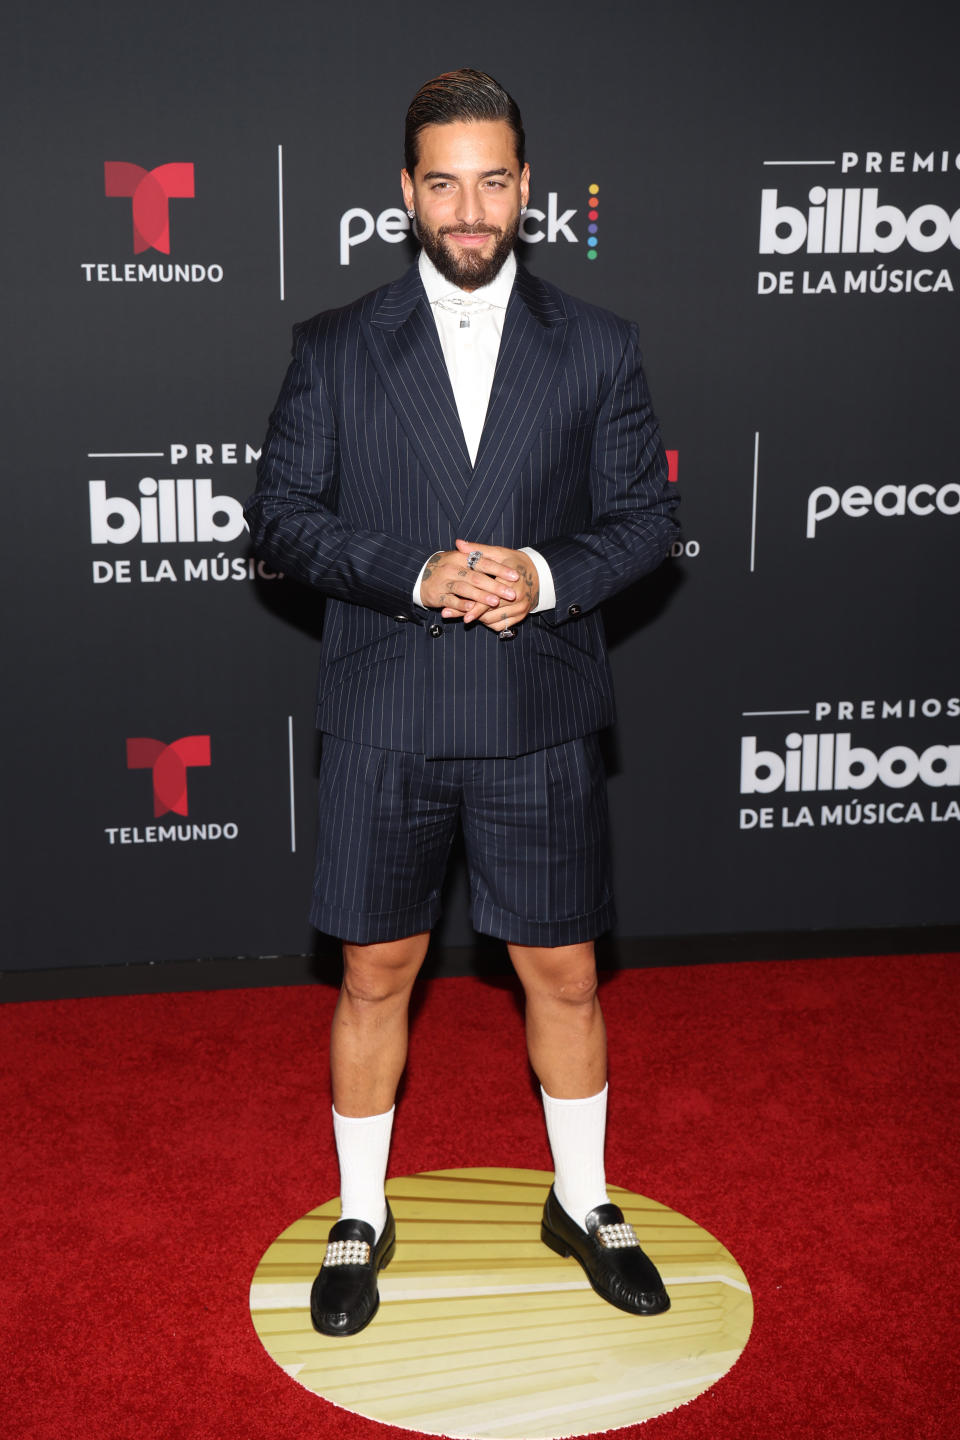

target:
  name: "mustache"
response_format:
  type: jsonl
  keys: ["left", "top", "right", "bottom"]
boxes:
{"left": 439, "top": 223, "right": 502, "bottom": 237}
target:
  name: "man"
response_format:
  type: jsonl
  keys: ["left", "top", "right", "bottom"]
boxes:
{"left": 246, "top": 68, "right": 679, "bottom": 1338}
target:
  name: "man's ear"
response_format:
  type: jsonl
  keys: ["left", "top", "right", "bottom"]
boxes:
{"left": 401, "top": 168, "right": 414, "bottom": 212}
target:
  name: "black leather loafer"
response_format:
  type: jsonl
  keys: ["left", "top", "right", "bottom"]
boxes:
{"left": 541, "top": 1186, "right": 670, "bottom": 1315}
{"left": 310, "top": 1203, "right": 396, "bottom": 1337}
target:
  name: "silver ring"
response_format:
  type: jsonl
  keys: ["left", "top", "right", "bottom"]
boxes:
{"left": 467, "top": 549, "right": 483, "bottom": 570}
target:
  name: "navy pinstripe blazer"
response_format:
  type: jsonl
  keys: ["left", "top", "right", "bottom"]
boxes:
{"left": 246, "top": 261, "right": 679, "bottom": 758}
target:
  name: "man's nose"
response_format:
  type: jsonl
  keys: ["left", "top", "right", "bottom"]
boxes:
{"left": 456, "top": 188, "right": 484, "bottom": 226}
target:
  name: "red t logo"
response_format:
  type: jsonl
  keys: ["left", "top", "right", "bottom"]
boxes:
{"left": 126, "top": 736, "right": 211, "bottom": 817}
{"left": 104, "top": 162, "right": 195, "bottom": 254}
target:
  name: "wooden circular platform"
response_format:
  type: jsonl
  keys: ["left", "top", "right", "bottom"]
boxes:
{"left": 249, "top": 1167, "right": 753, "bottom": 1438}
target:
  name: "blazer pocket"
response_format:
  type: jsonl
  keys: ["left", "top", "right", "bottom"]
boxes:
{"left": 534, "top": 420, "right": 593, "bottom": 450}
{"left": 538, "top": 408, "right": 594, "bottom": 434}
{"left": 318, "top": 630, "right": 407, "bottom": 697}
{"left": 531, "top": 614, "right": 597, "bottom": 657}
{"left": 528, "top": 623, "right": 606, "bottom": 698}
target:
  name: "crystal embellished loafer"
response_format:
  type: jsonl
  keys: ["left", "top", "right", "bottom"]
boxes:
{"left": 310, "top": 1203, "right": 397, "bottom": 1337}
{"left": 541, "top": 1185, "right": 670, "bottom": 1315}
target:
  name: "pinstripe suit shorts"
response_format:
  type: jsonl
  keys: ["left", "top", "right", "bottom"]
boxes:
{"left": 310, "top": 734, "right": 616, "bottom": 946}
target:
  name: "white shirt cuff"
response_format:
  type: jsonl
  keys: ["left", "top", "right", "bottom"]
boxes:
{"left": 412, "top": 557, "right": 431, "bottom": 608}
{"left": 522, "top": 547, "right": 556, "bottom": 613}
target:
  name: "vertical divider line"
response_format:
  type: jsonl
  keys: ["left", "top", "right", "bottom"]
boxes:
{"left": 287, "top": 715, "right": 296, "bottom": 853}
{"left": 277, "top": 144, "right": 286, "bottom": 301}
{"left": 749, "top": 431, "right": 760, "bottom": 573}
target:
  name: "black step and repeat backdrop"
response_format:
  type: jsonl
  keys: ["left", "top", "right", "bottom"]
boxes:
{"left": 5, "top": 0, "right": 957, "bottom": 970}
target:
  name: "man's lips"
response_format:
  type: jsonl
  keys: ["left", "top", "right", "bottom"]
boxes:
{"left": 445, "top": 232, "right": 496, "bottom": 248}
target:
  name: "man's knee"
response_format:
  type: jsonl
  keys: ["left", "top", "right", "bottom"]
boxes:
{"left": 509, "top": 942, "right": 599, "bottom": 1006}
{"left": 341, "top": 935, "right": 428, "bottom": 1006}
{"left": 555, "top": 970, "right": 599, "bottom": 1005}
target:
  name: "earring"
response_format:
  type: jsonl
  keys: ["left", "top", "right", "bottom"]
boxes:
{"left": 521, "top": 205, "right": 527, "bottom": 214}
{"left": 406, "top": 208, "right": 415, "bottom": 218}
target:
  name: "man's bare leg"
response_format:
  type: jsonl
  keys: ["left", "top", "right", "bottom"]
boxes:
{"left": 508, "top": 939, "right": 610, "bottom": 1224}
{"left": 507, "top": 940, "right": 606, "bottom": 1098}
{"left": 313, "top": 933, "right": 430, "bottom": 1336}
{"left": 508, "top": 938, "right": 668, "bottom": 1313}
{"left": 331, "top": 931, "right": 431, "bottom": 1116}
{"left": 325, "top": 932, "right": 430, "bottom": 1237}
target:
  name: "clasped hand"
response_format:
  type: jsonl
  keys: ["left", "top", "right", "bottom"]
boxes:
{"left": 419, "top": 539, "right": 540, "bottom": 632}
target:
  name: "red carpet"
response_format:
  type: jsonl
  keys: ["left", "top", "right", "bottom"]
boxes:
{"left": 2, "top": 954, "right": 958, "bottom": 1439}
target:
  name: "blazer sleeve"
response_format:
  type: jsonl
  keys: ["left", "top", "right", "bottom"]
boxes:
{"left": 244, "top": 325, "right": 427, "bottom": 615}
{"left": 533, "top": 324, "right": 679, "bottom": 625}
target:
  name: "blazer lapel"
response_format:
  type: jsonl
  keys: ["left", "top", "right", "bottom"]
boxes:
{"left": 456, "top": 265, "right": 570, "bottom": 538}
{"left": 360, "top": 265, "right": 472, "bottom": 527}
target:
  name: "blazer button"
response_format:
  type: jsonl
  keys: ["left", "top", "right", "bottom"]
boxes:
{"left": 568, "top": 604, "right": 582, "bottom": 617}
{"left": 428, "top": 623, "right": 444, "bottom": 638}
{"left": 497, "top": 628, "right": 516, "bottom": 641}
{"left": 394, "top": 614, "right": 410, "bottom": 623}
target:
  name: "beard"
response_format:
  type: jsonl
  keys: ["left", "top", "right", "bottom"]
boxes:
{"left": 416, "top": 213, "right": 520, "bottom": 290}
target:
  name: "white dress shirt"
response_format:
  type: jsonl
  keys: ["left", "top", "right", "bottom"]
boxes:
{"left": 412, "top": 248, "right": 556, "bottom": 613}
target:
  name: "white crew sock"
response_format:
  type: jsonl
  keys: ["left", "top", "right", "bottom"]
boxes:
{"left": 541, "top": 1083, "right": 611, "bottom": 1226}
{"left": 332, "top": 1104, "right": 394, "bottom": 1239}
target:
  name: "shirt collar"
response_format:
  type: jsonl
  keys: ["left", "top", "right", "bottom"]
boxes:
{"left": 418, "top": 247, "right": 517, "bottom": 309}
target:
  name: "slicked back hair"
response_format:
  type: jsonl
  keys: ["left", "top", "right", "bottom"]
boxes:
{"left": 404, "top": 69, "right": 525, "bottom": 176}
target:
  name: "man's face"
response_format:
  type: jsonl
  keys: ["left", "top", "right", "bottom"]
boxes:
{"left": 401, "top": 119, "right": 530, "bottom": 291}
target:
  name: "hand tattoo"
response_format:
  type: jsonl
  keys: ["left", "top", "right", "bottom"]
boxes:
{"left": 422, "top": 551, "right": 444, "bottom": 583}
{"left": 514, "top": 558, "right": 537, "bottom": 606}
